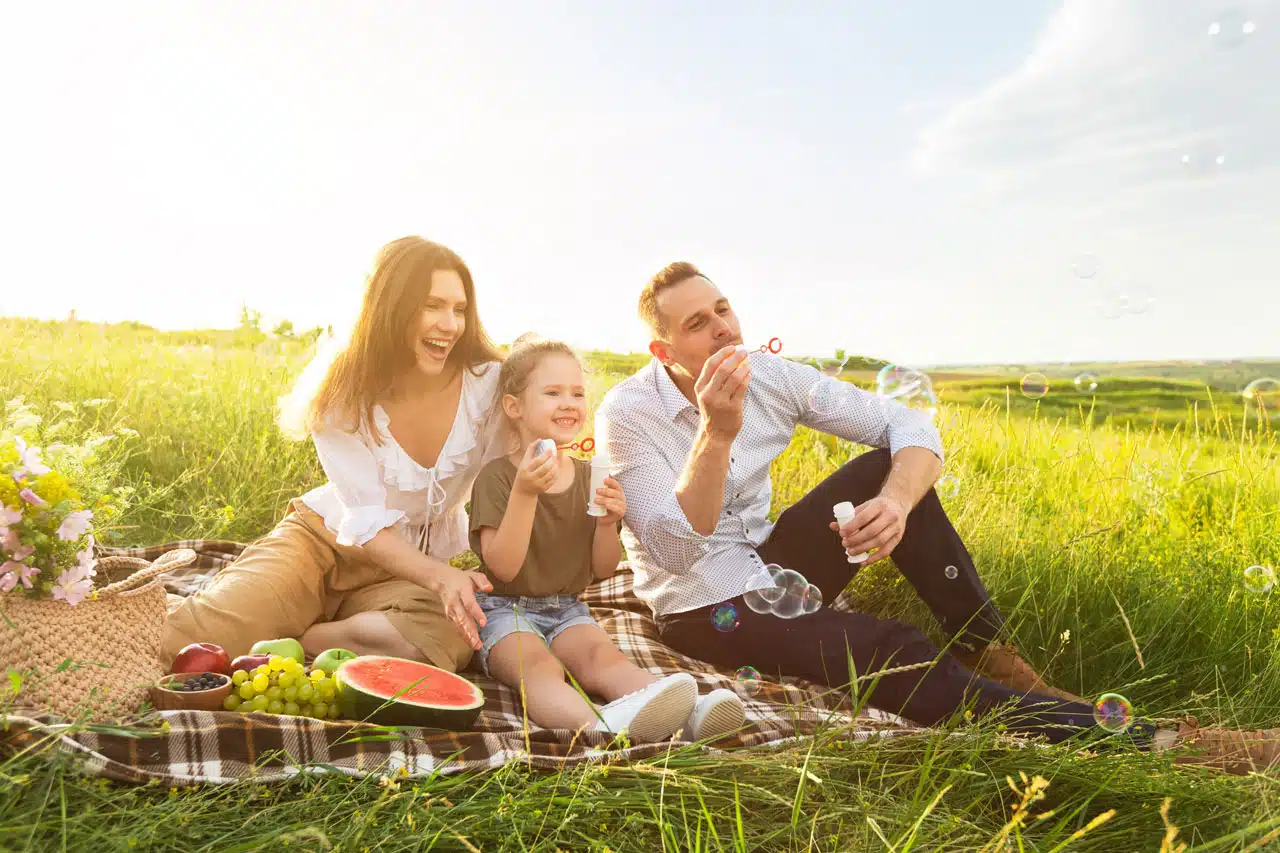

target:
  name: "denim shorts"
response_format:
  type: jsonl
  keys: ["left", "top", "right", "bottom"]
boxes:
{"left": 474, "top": 592, "right": 599, "bottom": 675}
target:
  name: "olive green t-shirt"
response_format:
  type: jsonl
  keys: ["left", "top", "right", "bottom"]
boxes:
{"left": 468, "top": 456, "right": 597, "bottom": 597}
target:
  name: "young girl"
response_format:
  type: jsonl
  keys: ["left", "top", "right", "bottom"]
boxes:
{"left": 469, "top": 338, "right": 745, "bottom": 742}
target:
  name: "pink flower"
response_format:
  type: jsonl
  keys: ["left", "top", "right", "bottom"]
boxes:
{"left": 12, "top": 437, "right": 51, "bottom": 479}
{"left": 0, "top": 526, "right": 17, "bottom": 552}
{"left": 11, "top": 544, "right": 34, "bottom": 561}
{"left": 0, "top": 568, "right": 16, "bottom": 593}
{"left": 76, "top": 542, "right": 96, "bottom": 577}
{"left": 18, "top": 563, "right": 39, "bottom": 589}
{"left": 57, "top": 509, "right": 93, "bottom": 542}
{"left": 0, "top": 505, "right": 20, "bottom": 527}
{"left": 18, "top": 488, "right": 44, "bottom": 507}
{"left": 51, "top": 565, "right": 93, "bottom": 606}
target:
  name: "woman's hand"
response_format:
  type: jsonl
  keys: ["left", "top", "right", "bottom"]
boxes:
{"left": 513, "top": 440, "right": 558, "bottom": 497}
{"left": 594, "top": 475, "right": 626, "bottom": 526}
{"left": 434, "top": 568, "right": 493, "bottom": 651}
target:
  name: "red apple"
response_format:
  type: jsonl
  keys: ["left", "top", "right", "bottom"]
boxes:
{"left": 229, "top": 653, "right": 271, "bottom": 674}
{"left": 172, "top": 642, "right": 231, "bottom": 676}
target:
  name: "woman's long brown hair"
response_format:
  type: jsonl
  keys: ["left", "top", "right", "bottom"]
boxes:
{"left": 283, "top": 236, "right": 504, "bottom": 443}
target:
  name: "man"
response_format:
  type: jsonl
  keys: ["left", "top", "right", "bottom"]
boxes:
{"left": 596, "top": 261, "right": 1280, "bottom": 772}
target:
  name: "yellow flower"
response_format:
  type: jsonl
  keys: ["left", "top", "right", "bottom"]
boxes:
{"left": 32, "top": 471, "right": 80, "bottom": 507}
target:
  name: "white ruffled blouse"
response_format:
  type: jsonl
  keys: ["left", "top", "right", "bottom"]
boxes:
{"left": 300, "top": 362, "right": 504, "bottom": 559}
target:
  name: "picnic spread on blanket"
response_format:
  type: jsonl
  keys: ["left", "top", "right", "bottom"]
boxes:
{"left": 1, "top": 541, "right": 912, "bottom": 785}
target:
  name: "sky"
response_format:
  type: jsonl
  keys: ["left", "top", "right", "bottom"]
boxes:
{"left": 1, "top": 0, "right": 1276, "bottom": 366}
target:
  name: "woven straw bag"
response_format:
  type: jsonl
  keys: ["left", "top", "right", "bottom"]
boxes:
{"left": 0, "top": 548, "right": 196, "bottom": 722}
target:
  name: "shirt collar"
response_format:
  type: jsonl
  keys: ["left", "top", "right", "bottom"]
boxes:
{"left": 647, "top": 357, "right": 699, "bottom": 422}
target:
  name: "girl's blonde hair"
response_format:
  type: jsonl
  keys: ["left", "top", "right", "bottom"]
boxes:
{"left": 278, "top": 236, "right": 504, "bottom": 441}
{"left": 497, "top": 336, "right": 585, "bottom": 446}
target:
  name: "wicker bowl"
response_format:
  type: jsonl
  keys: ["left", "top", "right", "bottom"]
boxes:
{"left": 151, "top": 672, "right": 233, "bottom": 711}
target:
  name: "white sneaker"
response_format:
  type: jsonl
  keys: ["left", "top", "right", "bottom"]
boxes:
{"left": 682, "top": 689, "right": 746, "bottom": 741}
{"left": 594, "top": 673, "right": 697, "bottom": 743}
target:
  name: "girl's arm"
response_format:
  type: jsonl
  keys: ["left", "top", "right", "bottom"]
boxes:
{"left": 590, "top": 475, "right": 627, "bottom": 580}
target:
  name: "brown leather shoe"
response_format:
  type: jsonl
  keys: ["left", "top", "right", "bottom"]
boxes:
{"left": 1168, "top": 716, "right": 1280, "bottom": 775}
{"left": 952, "top": 642, "right": 1083, "bottom": 703}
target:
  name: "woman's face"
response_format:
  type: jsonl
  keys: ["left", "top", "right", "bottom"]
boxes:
{"left": 409, "top": 269, "right": 468, "bottom": 377}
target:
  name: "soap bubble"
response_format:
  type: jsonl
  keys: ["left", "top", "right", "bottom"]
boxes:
{"left": 801, "top": 584, "right": 824, "bottom": 614}
{"left": 1208, "top": 9, "right": 1256, "bottom": 49}
{"left": 1074, "top": 373, "right": 1099, "bottom": 393}
{"left": 1180, "top": 142, "right": 1228, "bottom": 177}
{"left": 944, "top": 565, "right": 959, "bottom": 580}
{"left": 711, "top": 602, "right": 740, "bottom": 632}
{"left": 937, "top": 475, "right": 961, "bottom": 499}
{"left": 877, "top": 365, "right": 938, "bottom": 419}
{"left": 1242, "top": 378, "right": 1280, "bottom": 412}
{"left": 1092, "top": 693, "right": 1134, "bottom": 733}
{"left": 1020, "top": 373, "right": 1049, "bottom": 399}
{"left": 1243, "top": 565, "right": 1276, "bottom": 595}
{"left": 743, "top": 565, "right": 788, "bottom": 613}
{"left": 1071, "top": 254, "right": 1099, "bottom": 279}
{"left": 771, "top": 569, "right": 813, "bottom": 619}
{"left": 735, "top": 666, "right": 761, "bottom": 698}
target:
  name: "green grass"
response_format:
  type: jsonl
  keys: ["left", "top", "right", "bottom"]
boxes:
{"left": 2, "top": 317, "right": 1280, "bottom": 851}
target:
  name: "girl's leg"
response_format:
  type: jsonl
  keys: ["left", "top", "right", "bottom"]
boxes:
{"left": 551, "top": 624, "right": 655, "bottom": 702}
{"left": 301, "top": 611, "right": 422, "bottom": 660}
{"left": 487, "top": 631, "right": 599, "bottom": 731}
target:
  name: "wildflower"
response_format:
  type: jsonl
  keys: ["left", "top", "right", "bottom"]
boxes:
{"left": 0, "top": 569, "right": 15, "bottom": 593}
{"left": 18, "top": 488, "right": 44, "bottom": 506}
{"left": 11, "top": 544, "right": 33, "bottom": 561}
{"left": 57, "top": 509, "right": 93, "bottom": 541}
{"left": 76, "top": 540, "right": 96, "bottom": 577}
{"left": 1, "top": 525, "right": 17, "bottom": 551}
{"left": 1059, "top": 629, "right": 1071, "bottom": 645}
{"left": 16, "top": 562, "right": 40, "bottom": 589}
{"left": 51, "top": 564, "right": 93, "bottom": 606}
{"left": 12, "top": 437, "right": 50, "bottom": 479}
{"left": 0, "top": 504, "right": 19, "bottom": 528}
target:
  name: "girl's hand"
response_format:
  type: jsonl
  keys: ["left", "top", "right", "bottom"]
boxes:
{"left": 435, "top": 569, "right": 493, "bottom": 650}
{"left": 513, "top": 440, "right": 558, "bottom": 497}
{"left": 594, "top": 476, "right": 626, "bottom": 525}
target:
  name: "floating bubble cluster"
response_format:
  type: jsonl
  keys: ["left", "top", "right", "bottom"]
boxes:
{"left": 1208, "top": 9, "right": 1257, "bottom": 49}
{"left": 1020, "top": 373, "right": 1049, "bottom": 399}
{"left": 735, "top": 666, "right": 761, "bottom": 698}
{"left": 1092, "top": 693, "right": 1134, "bottom": 733}
{"left": 1074, "top": 373, "right": 1099, "bottom": 393}
{"left": 937, "top": 475, "right": 961, "bottom": 499}
{"left": 711, "top": 602, "right": 740, "bottom": 632}
{"left": 743, "top": 565, "right": 823, "bottom": 618}
{"left": 876, "top": 364, "right": 938, "bottom": 418}
{"left": 1243, "top": 565, "right": 1276, "bottom": 595}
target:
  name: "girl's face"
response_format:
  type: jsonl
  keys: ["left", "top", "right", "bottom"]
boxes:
{"left": 504, "top": 353, "right": 587, "bottom": 444}
{"left": 408, "top": 270, "right": 468, "bottom": 377}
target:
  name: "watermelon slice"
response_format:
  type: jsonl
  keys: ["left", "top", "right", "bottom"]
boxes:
{"left": 334, "top": 656, "right": 484, "bottom": 729}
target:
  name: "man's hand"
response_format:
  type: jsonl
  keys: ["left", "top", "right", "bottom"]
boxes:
{"left": 513, "top": 440, "right": 558, "bottom": 497}
{"left": 695, "top": 345, "right": 751, "bottom": 439}
{"left": 829, "top": 495, "right": 909, "bottom": 566}
{"left": 434, "top": 569, "right": 493, "bottom": 651}
{"left": 593, "top": 475, "right": 627, "bottom": 525}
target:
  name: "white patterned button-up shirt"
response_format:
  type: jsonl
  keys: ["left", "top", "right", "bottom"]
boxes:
{"left": 597, "top": 353, "right": 945, "bottom": 616}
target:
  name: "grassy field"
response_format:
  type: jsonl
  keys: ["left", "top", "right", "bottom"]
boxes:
{"left": 2, "top": 316, "right": 1279, "bottom": 851}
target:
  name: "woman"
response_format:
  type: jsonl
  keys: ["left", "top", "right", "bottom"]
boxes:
{"left": 162, "top": 236, "right": 504, "bottom": 671}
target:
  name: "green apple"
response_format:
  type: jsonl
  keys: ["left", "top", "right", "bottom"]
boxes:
{"left": 313, "top": 648, "right": 358, "bottom": 675}
{"left": 250, "top": 637, "right": 305, "bottom": 664}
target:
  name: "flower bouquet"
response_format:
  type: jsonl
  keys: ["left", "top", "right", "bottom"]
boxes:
{"left": 0, "top": 397, "right": 193, "bottom": 720}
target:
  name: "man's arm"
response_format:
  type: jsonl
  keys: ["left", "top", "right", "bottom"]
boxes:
{"left": 676, "top": 346, "right": 752, "bottom": 535}
{"left": 877, "top": 446, "right": 942, "bottom": 513}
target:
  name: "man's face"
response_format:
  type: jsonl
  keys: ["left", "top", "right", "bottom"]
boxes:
{"left": 650, "top": 276, "right": 743, "bottom": 378}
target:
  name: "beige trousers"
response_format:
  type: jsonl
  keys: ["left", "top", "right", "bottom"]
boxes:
{"left": 160, "top": 501, "right": 472, "bottom": 672}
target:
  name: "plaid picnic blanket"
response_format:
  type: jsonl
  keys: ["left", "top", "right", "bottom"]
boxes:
{"left": 3, "top": 541, "right": 915, "bottom": 786}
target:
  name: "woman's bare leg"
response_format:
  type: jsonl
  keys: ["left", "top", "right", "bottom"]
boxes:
{"left": 301, "top": 612, "right": 423, "bottom": 660}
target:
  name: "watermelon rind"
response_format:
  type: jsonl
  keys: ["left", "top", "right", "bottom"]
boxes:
{"left": 334, "top": 656, "right": 484, "bottom": 730}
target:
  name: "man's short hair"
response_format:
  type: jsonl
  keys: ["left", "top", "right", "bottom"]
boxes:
{"left": 639, "top": 261, "right": 708, "bottom": 339}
